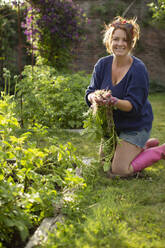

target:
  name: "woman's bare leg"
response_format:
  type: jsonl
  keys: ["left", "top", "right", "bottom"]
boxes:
{"left": 111, "top": 140, "right": 142, "bottom": 175}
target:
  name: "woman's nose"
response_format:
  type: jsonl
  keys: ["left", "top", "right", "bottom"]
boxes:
{"left": 118, "top": 39, "right": 124, "bottom": 45}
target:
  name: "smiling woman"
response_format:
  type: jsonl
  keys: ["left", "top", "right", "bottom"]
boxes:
{"left": 85, "top": 16, "right": 165, "bottom": 178}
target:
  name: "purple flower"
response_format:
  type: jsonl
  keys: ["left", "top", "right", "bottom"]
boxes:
{"left": 22, "top": 0, "right": 88, "bottom": 68}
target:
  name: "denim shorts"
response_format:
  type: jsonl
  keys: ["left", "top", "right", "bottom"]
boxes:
{"left": 118, "top": 129, "right": 151, "bottom": 148}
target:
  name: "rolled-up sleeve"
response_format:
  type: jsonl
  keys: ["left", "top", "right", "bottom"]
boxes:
{"left": 124, "top": 64, "right": 149, "bottom": 116}
{"left": 85, "top": 62, "right": 101, "bottom": 107}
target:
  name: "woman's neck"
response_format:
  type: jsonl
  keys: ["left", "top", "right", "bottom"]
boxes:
{"left": 113, "top": 55, "right": 132, "bottom": 67}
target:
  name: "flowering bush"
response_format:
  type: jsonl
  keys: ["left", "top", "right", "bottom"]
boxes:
{"left": 22, "top": 0, "right": 88, "bottom": 70}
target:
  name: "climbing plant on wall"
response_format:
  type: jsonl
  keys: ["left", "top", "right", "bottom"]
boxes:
{"left": 22, "top": 0, "right": 88, "bottom": 70}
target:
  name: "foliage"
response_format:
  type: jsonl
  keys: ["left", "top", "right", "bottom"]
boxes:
{"left": 16, "top": 64, "right": 90, "bottom": 128}
{"left": 0, "top": 3, "right": 30, "bottom": 93}
{"left": 0, "top": 93, "right": 85, "bottom": 246}
{"left": 22, "top": 0, "right": 88, "bottom": 70}
{"left": 149, "top": 0, "right": 165, "bottom": 24}
{"left": 90, "top": 0, "right": 126, "bottom": 23}
{"left": 0, "top": 4, "right": 17, "bottom": 92}
{"left": 83, "top": 90, "right": 117, "bottom": 172}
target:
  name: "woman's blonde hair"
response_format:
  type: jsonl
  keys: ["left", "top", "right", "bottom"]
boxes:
{"left": 103, "top": 16, "right": 140, "bottom": 54}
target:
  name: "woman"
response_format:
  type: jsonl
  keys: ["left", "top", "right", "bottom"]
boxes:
{"left": 85, "top": 16, "right": 165, "bottom": 177}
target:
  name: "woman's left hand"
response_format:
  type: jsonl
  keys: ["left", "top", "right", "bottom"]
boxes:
{"left": 107, "top": 96, "right": 119, "bottom": 105}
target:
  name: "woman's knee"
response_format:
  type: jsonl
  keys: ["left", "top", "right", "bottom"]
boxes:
{"left": 111, "top": 140, "right": 142, "bottom": 175}
{"left": 111, "top": 163, "right": 133, "bottom": 175}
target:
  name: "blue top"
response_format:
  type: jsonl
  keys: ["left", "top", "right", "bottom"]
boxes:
{"left": 85, "top": 55, "right": 153, "bottom": 132}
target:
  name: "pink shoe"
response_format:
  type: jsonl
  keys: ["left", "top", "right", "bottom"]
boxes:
{"left": 144, "top": 138, "right": 159, "bottom": 150}
{"left": 132, "top": 143, "right": 165, "bottom": 172}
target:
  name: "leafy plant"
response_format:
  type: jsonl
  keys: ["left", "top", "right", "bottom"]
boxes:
{"left": 16, "top": 65, "right": 90, "bottom": 128}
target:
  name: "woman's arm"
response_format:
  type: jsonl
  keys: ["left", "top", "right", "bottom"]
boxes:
{"left": 85, "top": 59, "right": 104, "bottom": 106}
{"left": 88, "top": 92, "right": 133, "bottom": 112}
{"left": 115, "top": 99, "right": 133, "bottom": 112}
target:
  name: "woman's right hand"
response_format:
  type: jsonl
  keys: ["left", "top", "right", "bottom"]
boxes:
{"left": 88, "top": 92, "right": 104, "bottom": 105}
{"left": 88, "top": 92, "right": 95, "bottom": 104}
{"left": 88, "top": 91, "right": 111, "bottom": 105}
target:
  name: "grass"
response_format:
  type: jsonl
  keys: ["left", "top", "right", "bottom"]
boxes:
{"left": 149, "top": 93, "right": 165, "bottom": 144}
{"left": 44, "top": 93, "right": 165, "bottom": 248}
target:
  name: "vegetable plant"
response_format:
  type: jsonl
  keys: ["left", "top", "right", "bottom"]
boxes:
{"left": 16, "top": 65, "right": 90, "bottom": 128}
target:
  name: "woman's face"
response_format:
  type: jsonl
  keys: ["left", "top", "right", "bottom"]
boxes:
{"left": 111, "top": 28, "right": 130, "bottom": 57}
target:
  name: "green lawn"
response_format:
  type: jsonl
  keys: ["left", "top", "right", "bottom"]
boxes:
{"left": 45, "top": 93, "right": 165, "bottom": 248}
{"left": 149, "top": 93, "right": 165, "bottom": 144}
